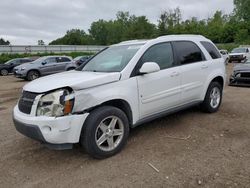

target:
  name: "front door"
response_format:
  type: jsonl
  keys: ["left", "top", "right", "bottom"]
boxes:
{"left": 39, "top": 57, "right": 57, "bottom": 75}
{"left": 136, "top": 42, "right": 182, "bottom": 119}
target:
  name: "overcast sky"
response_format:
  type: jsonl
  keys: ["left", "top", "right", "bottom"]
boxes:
{"left": 0, "top": 0, "right": 234, "bottom": 45}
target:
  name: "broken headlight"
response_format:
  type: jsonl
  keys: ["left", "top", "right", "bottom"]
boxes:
{"left": 36, "top": 89, "right": 74, "bottom": 117}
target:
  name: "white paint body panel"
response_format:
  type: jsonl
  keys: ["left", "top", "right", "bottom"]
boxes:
{"left": 13, "top": 35, "right": 226, "bottom": 145}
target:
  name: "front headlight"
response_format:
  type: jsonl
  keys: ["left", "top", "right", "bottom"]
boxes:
{"left": 235, "top": 73, "right": 241, "bottom": 78}
{"left": 20, "top": 67, "right": 26, "bottom": 71}
{"left": 36, "top": 89, "right": 74, "bottom": 117}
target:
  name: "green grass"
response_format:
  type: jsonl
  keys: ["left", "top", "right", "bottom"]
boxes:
{"left": 216, "top": 43, "right": 239, "bottom": 52}
{"left": 0, "top": 52, "right": 95, "bottom": 64}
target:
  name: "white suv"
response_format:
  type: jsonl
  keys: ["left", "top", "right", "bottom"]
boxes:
{"left": 13, "top": 35, "right": 226, "bottom": 158}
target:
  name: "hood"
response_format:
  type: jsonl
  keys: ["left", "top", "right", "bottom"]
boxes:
{"left": 229, "top": 52, "right": 245, "bottom": 56}
{"left": 0, "top": 64, "right": 8, "bottom": 67}
{"left": 15, "top": 62, "right": 34, "bottom": 69}
{"left": 23, "top": 71, "right": 121, "bottom": 93}
{"left": 233, "top": 64, "right": 250, "bottom": 72}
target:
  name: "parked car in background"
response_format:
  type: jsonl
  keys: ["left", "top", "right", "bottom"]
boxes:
{"left": 219, "top": 49, "right": 229, "bottom": 65}
{"left": 65, "top": 56, "right": 91, "bottom": 71}
{"left": 0, "top": 58, "right": 32, "bottom": 76}
{"left": 14, "top": 56, "right": 72, "bottom": 81}
{"left": 229, "top": 47, "right": 250, "bottom": 63}
{"left": 13, "top": 35, "right": 226, "bottom": 159}
{"left": 229, "top": 59, "right": 250, "bottom": 86}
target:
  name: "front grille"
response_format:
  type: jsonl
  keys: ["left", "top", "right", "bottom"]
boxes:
{"left": 18, "top": 91, "right": 39, "bottom": 114}
{"left": 241, "top": 72, "right": 250, "bottom": 78}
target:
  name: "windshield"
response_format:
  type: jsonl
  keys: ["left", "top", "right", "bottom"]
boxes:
{"left": 74, "top": 56, "right": 83, "bottom": 61}
{"left": 245, "top": 60, "right": 250, "bottom": 64}
{"left": 4, "top": 60, "right": 15, "bottom": 65}
{"left": 81, "top": 44, "right": 143, "bottom": 72}
{"left": 30, "top": 56, "right": 49, "bottom": 64}
{"left": 232, "top": 48, "right": 246, "bottom": 53}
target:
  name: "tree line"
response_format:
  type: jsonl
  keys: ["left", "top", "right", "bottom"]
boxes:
{"left": 50, "top": 0, "right": 250, "bottom": 46}
{"left": 1, "top": 0, "right": 249, "bottom": 46}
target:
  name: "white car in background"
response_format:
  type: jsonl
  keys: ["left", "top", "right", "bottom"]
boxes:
{"left": 229, "top": 47, "right": 250, "bottom": 63}
{"left": 219, "top": 49, "right": 229, "bottom": 65}
{"left": 13, "top": 35, "right": 226, "bottom": 159}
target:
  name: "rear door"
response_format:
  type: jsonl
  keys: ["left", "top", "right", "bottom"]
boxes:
{"left": 55, "top": 57, "right": 72, "bottom": 72}
{"left": 173, "top": 41, "right": 208, "bottom": 103}
{"left": 136, "top": 42, "right": 182, "bottom": 119}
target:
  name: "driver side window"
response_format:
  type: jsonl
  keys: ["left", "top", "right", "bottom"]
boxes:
{"left": 141, "top": 43, "right": 174, "bottom": 70}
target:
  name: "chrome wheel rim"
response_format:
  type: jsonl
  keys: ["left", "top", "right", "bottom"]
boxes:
{"left": 95, "top": 116, "right": 124, "bottom": 152}
{"left": 30, "top": 72, "right": 39, "bottom": 80}
{"left": 210, "top": 87, "right": 221, "bottom": 109}
{"left": 1, "top": 69, "right": 8, "bottom": 76}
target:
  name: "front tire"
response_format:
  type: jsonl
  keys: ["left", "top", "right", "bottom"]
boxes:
{"left": 27, "top": 70, "right": 39, "bottom": 81}
{"left": 0, "top": 69, "right": 9, "bottom": 76}
{"left": 81, "top": 106, "right": 129, "bottom": 159}
{"left": 200, "top": 82, "right": 222, "bottom": 113}
{"left": 67, "top": 67, "right": 75, "bottom": 71}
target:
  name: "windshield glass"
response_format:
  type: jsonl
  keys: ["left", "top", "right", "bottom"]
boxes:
{"left": 82, "top": 44, "right": 143, "bottom": 72}
{"left": 4, "top": 60, "right": 14, "bottom": 65}
{"left": 232, "top": 48, "right": 246, "bottom": 53}
{"left": 245, "top": 60, "right": 250, "bottom": 64}
{"left": 31, "top": 56, "right": 48, "bottom": 64}
{"left": 74, "top": 56, "right": 83, "bottom": 61}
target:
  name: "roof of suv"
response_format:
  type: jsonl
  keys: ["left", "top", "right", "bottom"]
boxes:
{"left": 114, "top": 35, "right": 209, "bottom": 47}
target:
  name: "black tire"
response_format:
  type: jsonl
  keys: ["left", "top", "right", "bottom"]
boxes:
{"left": 81, "top": 106, "right": 129, "bottom": 159}
{"left": 0, "top": 69, "right": 9, "bottom": 76}
{"left": 27, "top": 70, "right": 40, "bottom": 81}
{"left": 67, "top": 67, "right": 75, "bottom": 71}
{"left": 200, "top": 82, "right": 223, "bottom": 113}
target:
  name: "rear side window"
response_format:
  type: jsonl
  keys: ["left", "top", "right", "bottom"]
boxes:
{"left": 141, "top": 42, "right": 174, "bottom": 70}
{"left": 57, "top": 57, "right": 71, "bottom": 63}
{"left": 46, "top": 57, "right": 57, "bottom": 64}
{"left": 201, "top": 41, "right": 221, "bottom": 59}
{"left": 173, "top": 41, "right": 205, "bottom": 65}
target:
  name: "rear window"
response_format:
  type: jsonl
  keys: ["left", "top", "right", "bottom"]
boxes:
{"left": 57, "top": 57, "right": 71, "bottom": 63}
{"left": 201, "top": 41, "right": 221, "bottom": 59}
{"left": 173, "top": 41, "right": 205, "bottom": 65}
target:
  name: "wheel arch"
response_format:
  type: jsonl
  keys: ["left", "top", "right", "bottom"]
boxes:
{"left": 85, "top": 99, "right": 133, "bottom": 127}
{"left": 201, "top": 74, "right": 225, "bottom": 101}
{"left": 27, "top": 69, "right": 41, "bottom": 76}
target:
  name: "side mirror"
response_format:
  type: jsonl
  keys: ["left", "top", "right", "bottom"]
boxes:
{"left": 42, "top": 61, "right": 47, "bottom": 65}
{"left": 139, "top": 62, "right": 160, "bottom": 74}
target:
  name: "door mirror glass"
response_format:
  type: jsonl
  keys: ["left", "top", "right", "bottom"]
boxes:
{"left": 139, "top": 62, "right": 160, "bottom": 74}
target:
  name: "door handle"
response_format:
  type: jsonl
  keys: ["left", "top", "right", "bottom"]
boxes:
{"left": 170, "top": 72, "right": 180, "bottom": 77}
{"left": 201, "top": 65, "right": 208, "bottom": 69}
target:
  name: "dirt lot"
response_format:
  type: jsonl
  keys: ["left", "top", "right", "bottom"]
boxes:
{"left": 0, "top": 64, "right": 250, "bottom": 188}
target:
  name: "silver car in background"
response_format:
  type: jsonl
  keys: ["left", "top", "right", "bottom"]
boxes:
{"left": 65, "top": 56, "right": 91, "bottom": 71}
{"left": 14, "top": 56, "right": 72, "bottom": 81}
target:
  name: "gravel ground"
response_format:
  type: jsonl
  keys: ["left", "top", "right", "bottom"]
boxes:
{"left": 0, "top": 64, "right": 250, "bottom": 188}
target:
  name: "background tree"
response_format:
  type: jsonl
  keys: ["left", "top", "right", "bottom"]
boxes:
{"left": 0, "top": 38, "right": 10, "bottom": 45}
{"left": 38, "top": 40, "right": 45, "bottom": 45}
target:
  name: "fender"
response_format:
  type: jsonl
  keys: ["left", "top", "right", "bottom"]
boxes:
{"left": 73, "top": 77, "right": 140, "bottom": 124}
{"left": 200, "top": 67, "right": 226, "bottom": 100}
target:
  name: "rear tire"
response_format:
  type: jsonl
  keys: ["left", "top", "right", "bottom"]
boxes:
{"left": 200, "top": 82, "right": 222, "bottom": 113}
{"left": 81, "top": 106, "right": 129, "bottom": 159}
{"left": 0, "top": 69, "right": 9, "bottom": 76}
{"left": 27, "top": 70, "right": 39, "bottom": 81}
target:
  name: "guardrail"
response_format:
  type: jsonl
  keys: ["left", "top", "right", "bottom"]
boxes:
{"left": 0, "top": 45, "right": 107, "bottom": 54}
